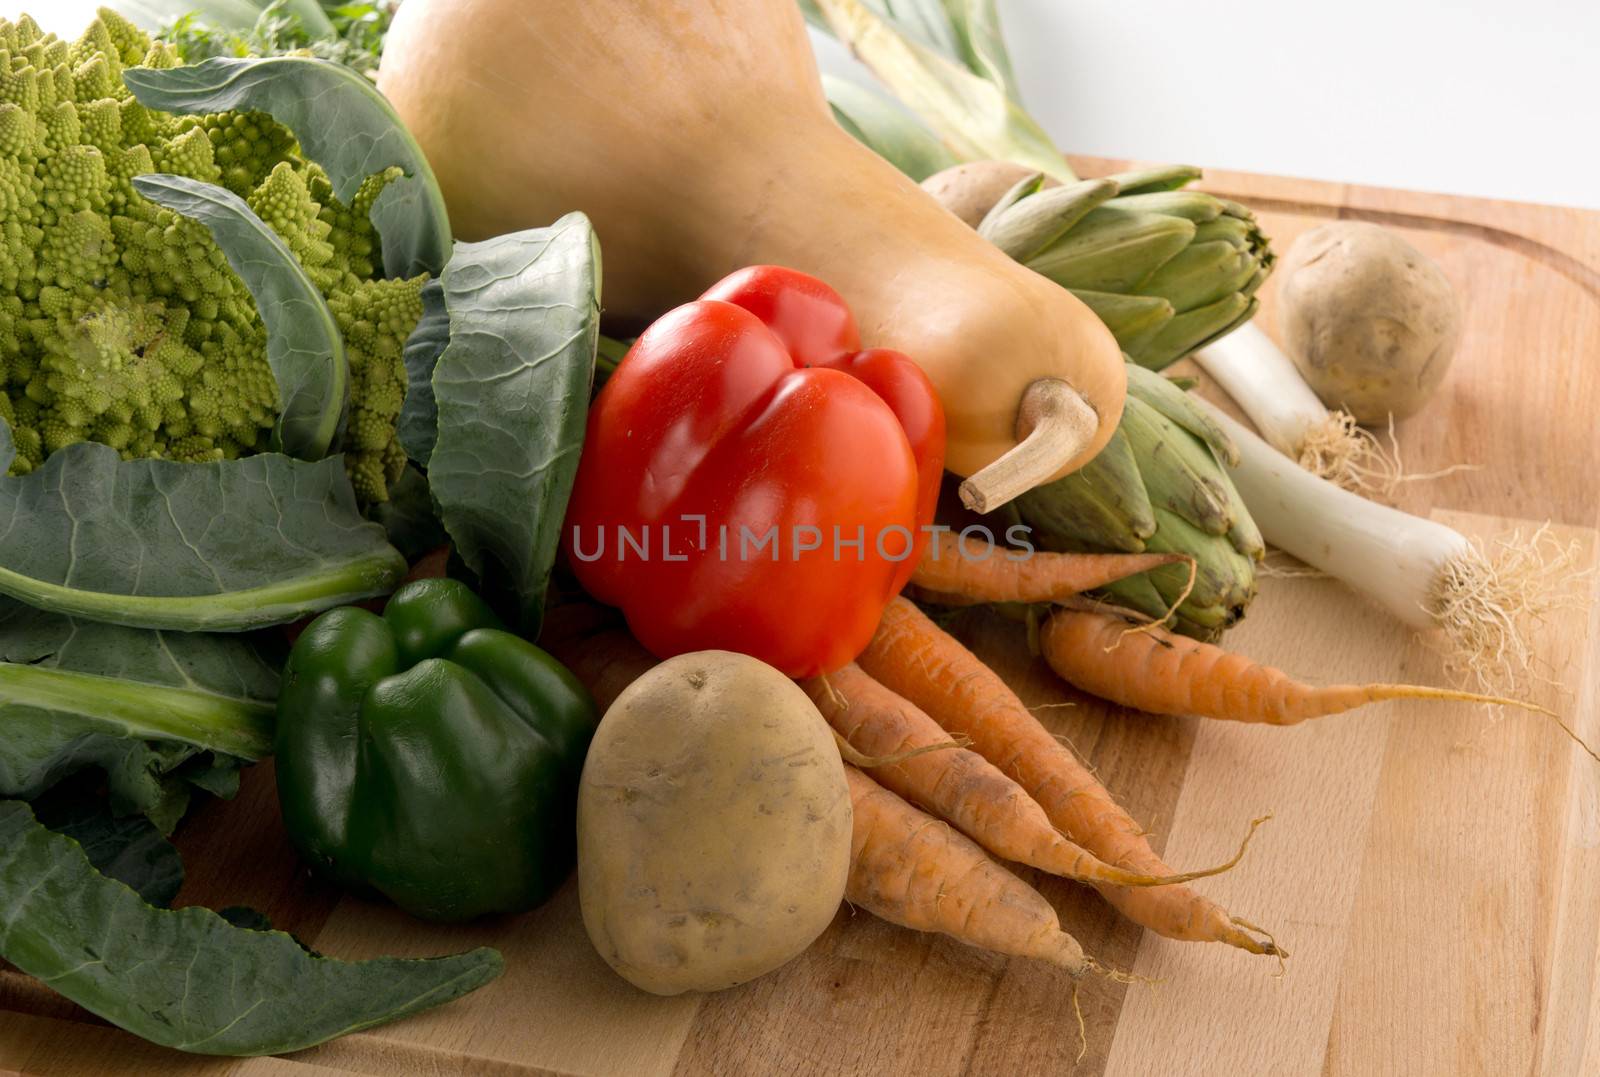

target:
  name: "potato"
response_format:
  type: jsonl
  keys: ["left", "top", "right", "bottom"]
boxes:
{"left": 576, "top": 650, "right": 851, "bottom": 995}
{"left": 1276, "top": 221, "right": 1461, "bottom": 423}
{"left": 921, "top": 160, "right": 1054, "bottom": 228}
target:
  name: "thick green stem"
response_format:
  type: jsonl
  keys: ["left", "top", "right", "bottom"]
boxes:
{"left": 0, "top": 663, "right": 274, "bottom": 759}
{"left": 0, "top": 549, "right": 406, "bottom": 633}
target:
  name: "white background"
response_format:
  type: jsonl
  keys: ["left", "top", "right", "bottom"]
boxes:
{"left": 14, "top": 0, "right": 1600, "bottom": 209}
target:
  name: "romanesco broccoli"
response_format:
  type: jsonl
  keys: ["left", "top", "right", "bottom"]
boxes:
{"left": 0, "top": 9, "right": 423, "bottom": 501}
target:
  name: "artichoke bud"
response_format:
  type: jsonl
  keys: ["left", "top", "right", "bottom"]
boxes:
{"left": 972, "top": 166, "right": 1273, "bottom": 370}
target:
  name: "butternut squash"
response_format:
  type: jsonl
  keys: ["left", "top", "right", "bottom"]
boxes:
{"left": 378, "top": 0, "right": 1125, "bottom": 504}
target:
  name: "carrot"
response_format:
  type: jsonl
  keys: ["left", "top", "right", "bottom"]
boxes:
{"left": 805, "top": 665, "right": 1261, "bottom": 890}
{"left": 843, "top": 764, "right": 1091, "bottom": 975}
{"left": 540, "top": 603, "right": 658, "bottom": 712}
{"left": 1040, "top": 607, "right": 1586, "bottom": 751}
{"left": 857, "top": 597, "right": 1282, "bottom": 956}
{"left": 911, "top": 530, "right": 1186, "bottom": 604}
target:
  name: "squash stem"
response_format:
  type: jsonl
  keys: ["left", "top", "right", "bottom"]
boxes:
{"left": 958, "top": 378, "right": 1097, "bottom": 514}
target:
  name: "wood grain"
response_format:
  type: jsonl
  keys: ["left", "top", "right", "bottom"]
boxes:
{"left": 4, "top": 164, "right": 1597, "bottom": 1076}
{"left": 1102, "top": 514, "right": 1597, "bottom": 1077}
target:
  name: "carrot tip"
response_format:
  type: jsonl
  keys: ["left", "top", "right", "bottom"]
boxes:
{"left": 1224, "top": 915, "right": 1289, "bottom": 967}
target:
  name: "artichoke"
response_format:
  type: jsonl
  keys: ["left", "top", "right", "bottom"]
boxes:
{"left": 1010, "top": 366, "right": 1262, "bottom": 639}
{"left": 978, "top": 168, "right": 1272, "bottom": 370}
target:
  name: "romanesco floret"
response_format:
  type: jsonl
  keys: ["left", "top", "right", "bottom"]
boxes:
{"left": 327, "top": 272, "right": 423, "bottom": 501}
{"left": 0, "top": 10, "right": 426, "bottom": 500}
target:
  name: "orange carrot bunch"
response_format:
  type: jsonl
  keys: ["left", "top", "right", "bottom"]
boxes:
{"left": 802, "top": 664, "right": 1259, "bottom": 893}
{"left": 855, "top": 597, "right": 1280, "bottom": 956}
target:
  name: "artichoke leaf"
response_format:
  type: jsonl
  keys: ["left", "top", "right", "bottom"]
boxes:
{"left": 980, "top": 177, "right": 1119, "bottom": 262}
{"left": 1014, "top": 423, "right": 1155, "bottom": 553}
{"left": 1125, "top": 364, "right": 1239, "bottom": 466}
{"left": 1141, "top": 294, "right": 1259, "bottom": 371}
{"left": 1025, "top": 206, "right": 1194, "bottom": 293}
{"left": 1070, "top": 291, "right": 1173, "bottom": 358}
{"left": 1105, "top": 165, "right": 1204, "bottom": 196}
{"left": 1118, "top": 399, "right": 1233, "bottom": 537}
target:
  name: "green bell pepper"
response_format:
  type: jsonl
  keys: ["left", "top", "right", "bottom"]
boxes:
{"left": 275, "top": 579, "right": 598, "bottom": 921}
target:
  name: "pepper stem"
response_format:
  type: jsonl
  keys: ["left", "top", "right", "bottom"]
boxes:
{"left": 959, "top": 379, "right": 1098, "bottom": 514}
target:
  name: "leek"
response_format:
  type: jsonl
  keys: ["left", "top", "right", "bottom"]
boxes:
{"left": 1199, "top": 399, "right": 1582, "bottom": 689}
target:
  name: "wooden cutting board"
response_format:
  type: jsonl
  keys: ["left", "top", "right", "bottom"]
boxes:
{"left": 3, "top": 160, "right": 1598, "bottom": 1077}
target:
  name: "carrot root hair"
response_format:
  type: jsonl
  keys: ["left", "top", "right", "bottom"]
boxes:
{"left": 1090, "top": 812, "right": 1272, "bottom": 890}
{"left": 1071, "top": 983, "right": 1088, "bottom": 1064}
{"left": 1069, "top": 956, "right": 1166, "bottom": 1062}
{"left": 1114, "top": 555, "right": 1198, "bottom": 641}
{"left": 1359, "top": 684, "right": 1598, "bottom": 763}
{"left": 813, "top": 670, "right": 850, "bottom": 713}
{"left": 830, "top": 728, "right": 970, "bottom": 769}
{"left": 1084, "top": 955, "right": 1160, "bottom": 987}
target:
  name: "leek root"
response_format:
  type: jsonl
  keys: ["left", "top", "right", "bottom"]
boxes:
{"left": 1201, "top": 400, "right": 1589, "bottom": 692}
{"left": 1196, "top": 323, "right": 1404, "bottom": 495}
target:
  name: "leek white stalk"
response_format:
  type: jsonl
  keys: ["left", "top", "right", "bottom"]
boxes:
{"left": 1193, "top": 323, "right": 1326, "bottom": 459}
{"left": 1195, "top": 322, "right": 1400, "bottom": 495}
{"left": 1197, "top": 398, "right": 1580, "bottom": 689}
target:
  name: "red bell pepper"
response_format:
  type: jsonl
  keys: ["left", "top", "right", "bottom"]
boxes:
{"left": 564, "top": 266, "right": 945, "bottom": 677}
